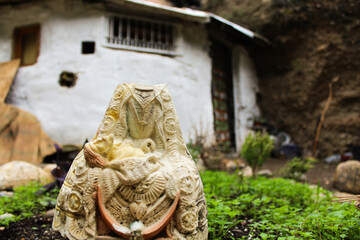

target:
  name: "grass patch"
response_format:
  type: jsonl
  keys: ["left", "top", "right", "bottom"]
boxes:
{"left": 0, "top": 183, "right": 58, "bottom": 226}
{"left": 1, "top": 172, "right": 360, "bottom": 240}
{"left": 202, "top": 171, "right": 360, "bottom": 239}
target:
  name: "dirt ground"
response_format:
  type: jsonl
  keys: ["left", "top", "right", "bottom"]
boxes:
{"left": 0, "top": 215, "right": 62, "bottom": 240}
{"left": 261, "top": 158, "right": 338, "bottom": 190}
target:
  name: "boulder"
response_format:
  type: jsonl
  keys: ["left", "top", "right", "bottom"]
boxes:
{"left": 0, "top": 161, "right": 55, "bottom": 190}
{"left": 196, "top": 157, "right": 207, "bottom": 171}
{"left": 334, "top": 160, "right": 360, "bottom": 194}
{"left": 257, "top": 169, "right": 273, "bottom": 177}
{"left": 221, "top": 158, "right": 246, "bottom": 173}
{"left": 42, "top": 163, "right": 57, "bottom": 174}
{"left": 239, "top": 166, "right": 253, "bottom": 177}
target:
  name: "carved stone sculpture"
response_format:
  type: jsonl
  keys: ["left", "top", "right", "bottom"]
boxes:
{"left": 52, "top": 83, "right": 208, "bottom": 240}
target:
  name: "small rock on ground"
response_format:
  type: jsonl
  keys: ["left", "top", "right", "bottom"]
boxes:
{"left": 239, "top": 166, "right": 253, "bottom": 177}
{"left": 42, "top": 164, "right": 57, "bottom": 174}
{"left": 44, "top": 208, "right": 56, "bottom": 219}
{"left": 0, "top": 213, "right": 15, "bottom": 220}
{"left": 0, "top": 191, "right": 14, "bottom": 197}
{"left": 257, "top": 169, "right": 273, "bottom": 177}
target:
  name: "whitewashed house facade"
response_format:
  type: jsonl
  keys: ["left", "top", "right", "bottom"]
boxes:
{"left": 0, "top": 0, "right": 264, "bottom": 152}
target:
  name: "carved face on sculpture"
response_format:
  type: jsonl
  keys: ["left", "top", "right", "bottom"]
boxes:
{"left": 52, "top": 83, "right": 208, "bottom": 240}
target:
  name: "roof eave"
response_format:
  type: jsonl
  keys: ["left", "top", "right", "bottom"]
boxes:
{"left": 109, "top": 0, "right": 210, "bottom": 23}
{"left": 209, "top": 14, "right": 269, "bottom": 44}
{"left": 121, "top": 0, "right": 268, "bottom": 44}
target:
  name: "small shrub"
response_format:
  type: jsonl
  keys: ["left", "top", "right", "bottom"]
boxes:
{"left": 280, "top": 157, "right": 318, "bottom": 181}
{"left": 241, "top": 132, "right": 274, "bottom": 178}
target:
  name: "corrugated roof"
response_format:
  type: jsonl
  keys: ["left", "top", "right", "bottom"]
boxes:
{"left": 122, "top": 0, "right": 267, "bottom": 42}
{"left": 119, "top": 0, "right": 210, "bottom": 22}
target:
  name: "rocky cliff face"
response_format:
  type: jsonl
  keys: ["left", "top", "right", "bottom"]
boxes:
{"left": 205, "top": 0, "right": 360, "bottom": 157}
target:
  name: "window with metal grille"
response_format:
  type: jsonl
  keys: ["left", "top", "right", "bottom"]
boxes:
{"left": 107, "top": 16, "right": 175, "bottom": 55}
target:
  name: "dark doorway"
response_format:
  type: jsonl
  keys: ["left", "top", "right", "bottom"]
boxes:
{"left": 210, "top": 41, "right": 236, "bottom": 151}
{"left": 12, "top": 24, "right": 40, "bottom": 66}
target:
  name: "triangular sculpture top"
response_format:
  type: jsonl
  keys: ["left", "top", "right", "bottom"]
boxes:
{"left": 53, "top": 83, "right": 208, "bottom": 240}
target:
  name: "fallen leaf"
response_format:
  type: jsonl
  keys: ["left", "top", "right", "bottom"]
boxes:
{"left": 316, "top": 43, "right": 329, "bottom": 52}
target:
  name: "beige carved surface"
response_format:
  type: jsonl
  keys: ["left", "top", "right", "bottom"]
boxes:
{"left": 53, "top": 83, "right": 208, "bottom": 240}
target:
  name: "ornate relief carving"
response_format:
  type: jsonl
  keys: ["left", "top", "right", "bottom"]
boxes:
{"left": 53, "top": 83, "right": 208, "bottom": 240}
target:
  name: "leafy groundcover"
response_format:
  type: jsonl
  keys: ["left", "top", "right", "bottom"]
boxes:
{"left": 202, "top": 171, "right": 360, "bottom": 240}
{"left": 0, "top": 183, "right": 58, "bottom": 226}
{"left": 1, "top": 172, "right": 360, "bottom": 240}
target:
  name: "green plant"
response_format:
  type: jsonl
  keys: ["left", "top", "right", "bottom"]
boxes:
{"left": 187, "top": 139, "right": 203, "bottom": 163}
{"left": 0, "top": 182, "right": 58, "bottom": 226}
{"left": 241, "top": 132, "right": 274, "bottom": 178}
{"left": 280, "top": 157, "right": 318, "bottom": 181}
{"left": 201, "top": 171, "right": 360, "bottom": 240}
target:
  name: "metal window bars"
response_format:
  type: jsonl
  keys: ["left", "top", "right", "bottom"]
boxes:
{"left": 107, "top": 16, "right": 175, "bottom": 54}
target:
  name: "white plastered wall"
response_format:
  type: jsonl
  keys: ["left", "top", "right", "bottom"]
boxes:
{"left": 0, "top": 4, "right": 214, "bottom": 145}
{"left": 233, "top": 46, "right": 260, "bottom": 152}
